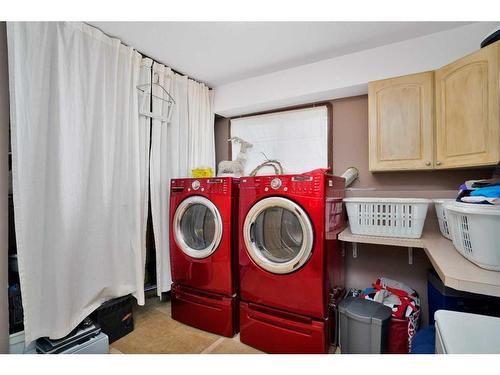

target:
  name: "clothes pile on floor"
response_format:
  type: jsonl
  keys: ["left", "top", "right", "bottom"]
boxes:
{"left": 361, "top": 277, "right": 421, "bottom": 354}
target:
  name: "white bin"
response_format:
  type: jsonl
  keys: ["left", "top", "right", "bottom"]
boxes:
{"left": 444, "top": 201, "right": 500, "bottom": 271}
{"left": 9, "top": 331, "right": 37, "bottom": 354}
{"left": 344, "top": 198, "right": 431, "bottom": 239}
{"left": 433, "top": 199, "right": 455, "bottom": 240}
{"left": 435, "top": 310, "right": 500, "bottom": 354}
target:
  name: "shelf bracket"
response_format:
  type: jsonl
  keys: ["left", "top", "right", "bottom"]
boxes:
{"left": 408, "top": 247, "right": 413, "bottom": 265}
{"left": 352, "top": 242, "right": 358, "bottom": 258}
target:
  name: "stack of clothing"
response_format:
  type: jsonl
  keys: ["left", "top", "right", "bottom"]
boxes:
{"left": 457, "top": 162, "right": 500, "bottom": 205}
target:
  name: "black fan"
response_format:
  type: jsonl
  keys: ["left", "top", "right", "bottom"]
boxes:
{"left": 481, "top": 28, "right": 500, "bottom": 48}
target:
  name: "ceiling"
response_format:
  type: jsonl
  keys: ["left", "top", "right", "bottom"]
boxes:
{"left": 90, "top": 22, "right": 472, "bottom": 87}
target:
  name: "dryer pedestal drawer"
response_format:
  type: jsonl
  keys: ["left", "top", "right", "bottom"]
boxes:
{"left": 171, "top": 283, "right": 238, "bottom": 337}
{"left": 239, "top": 301, "right": 329, "bottom": 354}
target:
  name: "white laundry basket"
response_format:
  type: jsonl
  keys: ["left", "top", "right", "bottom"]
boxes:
{"left": 344, "top": 198, "right": 431, "bottom": 239}
{"left": 444, "top": 201, "right": 500, "bottom": 271}
{"left": 433, "top": 199, "right": 455, "bottom": 240}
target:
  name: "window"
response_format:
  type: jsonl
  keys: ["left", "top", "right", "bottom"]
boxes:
{"left": 230, "top": 106, "right": 330, "bottom": 175}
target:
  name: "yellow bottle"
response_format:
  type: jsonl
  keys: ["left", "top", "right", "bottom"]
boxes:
{"left": 191, "top": 168, "right": 213, "bottom": 178}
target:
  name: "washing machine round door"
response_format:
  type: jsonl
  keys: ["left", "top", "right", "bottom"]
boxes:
{"left": 243, "top": 197, "right": 314, "bottom": 274}
{"left": 173, "top": 196, "right": 223, "bottom": 259}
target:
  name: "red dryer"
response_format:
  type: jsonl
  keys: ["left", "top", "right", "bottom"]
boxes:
{"left": 238, "top": 169, "right": 345, "bottom": 353}
{"left": 169, "top": 177, "right": 239, "bottom": 337}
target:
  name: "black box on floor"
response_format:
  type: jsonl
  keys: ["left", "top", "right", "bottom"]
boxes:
{"left": 90, "top": 294, "right": 135, "bottom": 343}
{"left": 8, "top": 284, "right": 24, "bottom": 334}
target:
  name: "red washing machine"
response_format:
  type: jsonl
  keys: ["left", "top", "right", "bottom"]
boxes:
{"left": 169, "top": 177, "right": 239, "bottom": 337}
{"left": 238, "top": 169, "right": 345, "bottom": 353}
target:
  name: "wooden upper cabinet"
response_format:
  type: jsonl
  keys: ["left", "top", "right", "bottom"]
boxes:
{"left": 435, "top": 42, "right": 500, "bottom": 169}
{"left": 368, "top": 71, "right": 434, "bottom": 171}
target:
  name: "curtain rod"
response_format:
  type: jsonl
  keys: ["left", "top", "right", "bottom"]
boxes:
{"left": 139, "top": 50, "right": 211, "bottom": 89}
{"left": 86, "top": 22, "right": 211, "bottom": 89}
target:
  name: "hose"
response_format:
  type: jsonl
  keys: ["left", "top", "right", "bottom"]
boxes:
{"left": 250, "top": 159, "right": 284, "bottom": 176}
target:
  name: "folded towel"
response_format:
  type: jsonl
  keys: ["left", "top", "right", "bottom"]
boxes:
{"left": 470, "top": 185, "right": 500, "bottom": 198}
{"left": 461, "top": 196, "right": 500, "bottom": 205}
{"left": 471, "top": 178, "right": 500, "bottom": 189}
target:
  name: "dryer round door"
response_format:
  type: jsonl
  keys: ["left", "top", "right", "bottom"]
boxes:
{"left": 173, "top": 196, "right": 223, "bottom": 259}
{"left": 243, "top": 197, "right": 314, "bottom": 274}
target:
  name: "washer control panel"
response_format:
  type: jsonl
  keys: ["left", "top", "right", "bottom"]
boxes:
{"left": 170, "top": 177, "right": 233, "bottom": 195}
{"left": 244, "top": 174, "right": 324, "bottom": 196}
{"left": 191, "top": 180, "right": 201, "bottom": 190}
{"left": 270, "top": 178, "right": 282, "bottom": 190}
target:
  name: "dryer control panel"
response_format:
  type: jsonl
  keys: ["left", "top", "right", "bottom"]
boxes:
{"left": 170, "top": 177, "right": 237, "bottom": 196}
{"left": 241, "top": 173, "right": 327, "bottom": 197}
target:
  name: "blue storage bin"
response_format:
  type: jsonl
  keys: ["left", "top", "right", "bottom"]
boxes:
{"left": 427, "top": 271, "right": 500, "bottom": 325}
{"left": 410, "top": 325, "right": 435, "bottom": 354}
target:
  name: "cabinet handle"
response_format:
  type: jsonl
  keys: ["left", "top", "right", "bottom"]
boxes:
{"left": 425, "top": 162, "right": 431, "bottom": 166}
{"left": 436, "top": 161, "right": 441, "bottom": 166}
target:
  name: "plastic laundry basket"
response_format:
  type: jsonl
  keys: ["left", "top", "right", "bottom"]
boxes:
{"left": 344, "top": 198, "right": 431, "bottom": 239}
{"left": 433, "top": 199, "right": 455, "bottom": 240}
{"left": 444, "top": 201, "right": 500, "bottom": 271}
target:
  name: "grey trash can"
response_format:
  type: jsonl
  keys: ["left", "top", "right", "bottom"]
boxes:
{"left": 338, "top": 297, "right": 392, "bottom": 354}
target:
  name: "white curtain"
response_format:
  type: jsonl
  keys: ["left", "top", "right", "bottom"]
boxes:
{"left": 150, "top": 62, "right": 215, "bottom": 295}
{"left": 7, "top": 22, "right": 150, "bottom": 343}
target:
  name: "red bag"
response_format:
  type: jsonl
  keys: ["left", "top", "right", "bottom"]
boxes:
{"left": 388, "top": 317, "right": 414, "bottom": 354}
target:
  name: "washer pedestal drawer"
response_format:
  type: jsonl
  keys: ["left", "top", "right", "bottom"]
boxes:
{"left": 239, "top": 301, "right": 329, "bottom": 354}
{"left": 171, "top": 283, "right": 238, "bottom": 337}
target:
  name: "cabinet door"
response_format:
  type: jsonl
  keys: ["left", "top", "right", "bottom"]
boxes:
{"left": 368, "top": 71, "right": 434, "bottom": 171}
{"left": 435, "top": 42, "right": 499, "bottom": 169}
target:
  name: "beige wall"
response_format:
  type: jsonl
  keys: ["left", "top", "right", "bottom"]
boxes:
{"left": 215, "top": 95, "right": 494, "bottom": 327}
{"left": 0, "top": 22, "right": 9, "bottom": 353}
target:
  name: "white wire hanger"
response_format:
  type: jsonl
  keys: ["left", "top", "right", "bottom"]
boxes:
{"left": 137, "top": 71, "right": 175, "bottom": 123}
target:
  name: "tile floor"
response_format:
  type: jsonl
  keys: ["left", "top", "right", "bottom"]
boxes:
{"left": 109, "top": 294, "right": 263, "bottom": 354}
